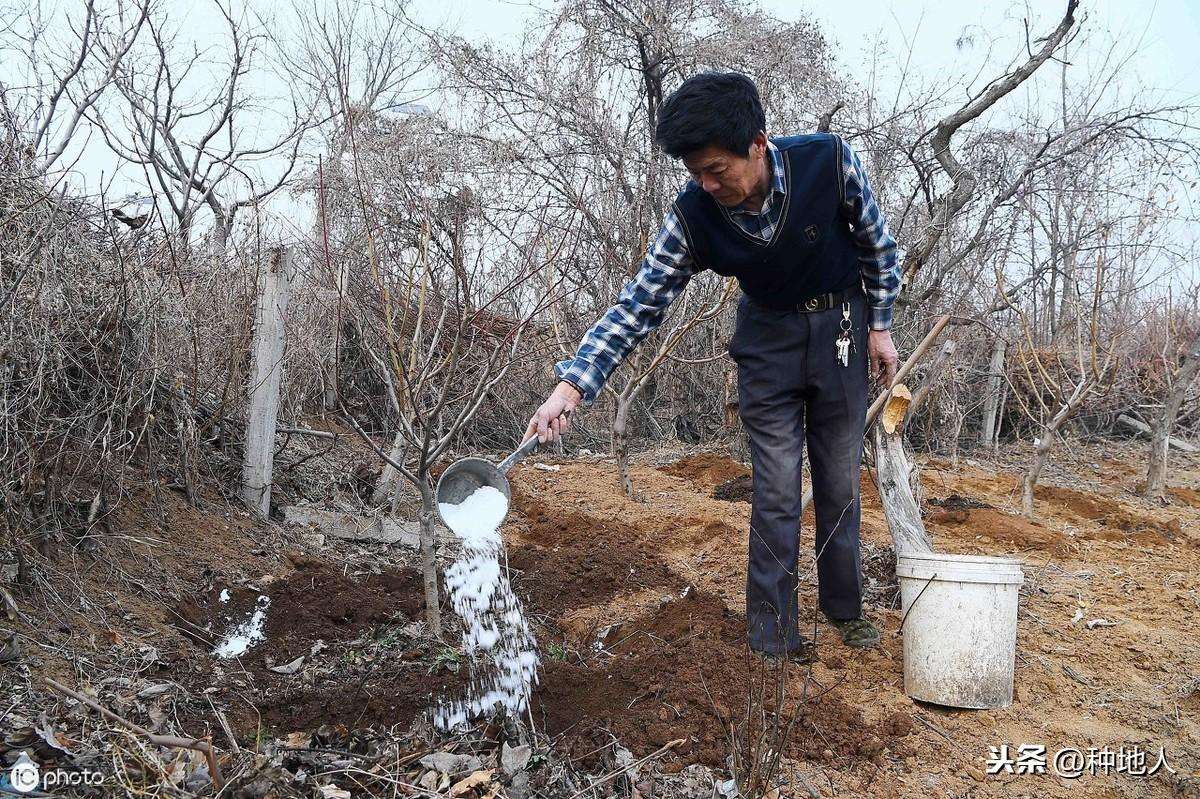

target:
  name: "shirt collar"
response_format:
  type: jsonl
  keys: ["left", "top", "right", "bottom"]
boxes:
{"left": 730, "top": 139, "right": 786, "bottom": 216}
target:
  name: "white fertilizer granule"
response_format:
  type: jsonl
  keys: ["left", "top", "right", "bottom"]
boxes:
{"left": 435, "top": 485, "right": 540, "bottom": 729}
{"left": 213, "top": 595, "right": 270, "bottom": 658}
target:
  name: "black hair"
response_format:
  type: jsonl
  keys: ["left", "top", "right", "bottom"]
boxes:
{"left": 655, "top": 72, "right": 766, "bottom": 159}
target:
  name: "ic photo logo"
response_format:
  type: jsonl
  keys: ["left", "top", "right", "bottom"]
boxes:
{"left": 3, "top": 752, "right": 105, "bottom": 795}
{"left": 8, "top": 752, "right": 39, "bottom": 794}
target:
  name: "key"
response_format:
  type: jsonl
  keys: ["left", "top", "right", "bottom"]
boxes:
{"left": 837, "top": 335, "right": 850, "bottom": 367}
{"left": 837, "top": 301, "right": 854, "bottom": 367}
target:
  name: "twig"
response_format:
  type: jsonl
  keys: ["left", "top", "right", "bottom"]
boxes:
{"left": 43, "top": 677, "right": 224, "bottom": 789}
{"left": 208, "top": 698, "right": 240, "bottom": 755}
{"left": 276, "top": 426, "right": 337, "bottom": 440}
{"left": 566, "top": 738, "right": 685, "bottom": 798}
{"left": 913, "top": 713, "right": 964, "bottom": 752}
{"left": 797, "top": 774, "right": 822, "bottom": 798}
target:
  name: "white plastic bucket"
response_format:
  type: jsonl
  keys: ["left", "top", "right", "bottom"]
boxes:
{"left": 896, "top": 552, "right": 1024, "bottom": 709}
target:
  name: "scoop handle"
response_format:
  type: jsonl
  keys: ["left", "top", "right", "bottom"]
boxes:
{"left": 497, "top": 434, "right": 540, "bottom": 475}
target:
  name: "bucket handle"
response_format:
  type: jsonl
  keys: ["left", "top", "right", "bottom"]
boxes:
{"left": 899, "top": 571, "right": 938, "bottom": 633}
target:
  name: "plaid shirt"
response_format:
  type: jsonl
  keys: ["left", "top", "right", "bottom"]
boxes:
{"left": 555, "top": 137, "right": 902, "bottom": 406}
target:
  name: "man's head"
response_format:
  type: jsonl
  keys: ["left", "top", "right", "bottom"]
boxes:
{"left": 655, "top": 72, "right": 769, "bottom": 208}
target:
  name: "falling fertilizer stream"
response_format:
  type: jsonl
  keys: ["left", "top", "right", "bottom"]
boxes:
{"left": 435, "top": 485, "right": 540, "bottom": 729}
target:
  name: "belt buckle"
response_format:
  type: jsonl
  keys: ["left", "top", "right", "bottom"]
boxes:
{"left": 805, "top": 297, "right": 821, "bottom": 312}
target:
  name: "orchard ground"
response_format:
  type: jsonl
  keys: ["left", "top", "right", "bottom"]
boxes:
{"left": 4, "top": 430, "right": 1199, "bottom": 798}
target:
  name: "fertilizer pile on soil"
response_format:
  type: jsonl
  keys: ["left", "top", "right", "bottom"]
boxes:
{"left": 713, "top": 474, "right": 754, "bottom": 502}
{"left": 436, "top": 485, "right": 540, "bottom": 729}
{"left": 212, "top": 595, "right": 270, "bottom": 657}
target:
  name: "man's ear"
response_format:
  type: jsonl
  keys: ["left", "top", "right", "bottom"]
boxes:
{"left": 751, "top": 130, "right": 768, "bottom": 159}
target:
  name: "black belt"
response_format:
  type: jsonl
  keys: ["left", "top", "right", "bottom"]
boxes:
{"left": 747, "top": 286, "right": 858, "bottom": 314}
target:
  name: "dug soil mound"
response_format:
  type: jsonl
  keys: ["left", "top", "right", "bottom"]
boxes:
{"left": 532, "top": 589, "right": 910, "bottom": 768}
{"left": 1034, "top": 485, "right": 1180, "bottom": 542}
{"left": 509, "top": 490, "right": 685, "bottom": 616}
{"left": 925, "top": 505, "right": 1070, "bottom": 553}
{"left": 658, "top": 452, "right": 749, "bottom": 486}
{"left": 510, "top": 452, "right": 917, "bottom": 770}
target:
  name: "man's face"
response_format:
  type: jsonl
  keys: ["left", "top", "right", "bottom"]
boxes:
{"left": 681, "top": 132, "right": 768, "bottom": 208}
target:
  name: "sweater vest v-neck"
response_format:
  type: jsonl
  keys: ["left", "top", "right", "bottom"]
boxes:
{"left": 672, "top": 134, "right": 861, "bottom": 309}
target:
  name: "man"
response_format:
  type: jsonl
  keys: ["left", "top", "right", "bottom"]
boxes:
{"left": 524, "top": 72, "right": 901, "bottom": 657}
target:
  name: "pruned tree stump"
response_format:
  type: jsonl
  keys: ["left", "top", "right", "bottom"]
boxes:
{"left": 873, "top": 384, "right": 934, "bottom": 556}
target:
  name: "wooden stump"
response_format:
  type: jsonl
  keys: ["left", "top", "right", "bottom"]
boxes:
{"left": 873, "top": 384, "right": 934, "bottom": 555}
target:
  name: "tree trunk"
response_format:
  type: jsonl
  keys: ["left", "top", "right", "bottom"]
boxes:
{"left": 417, "top": 479, "right": 443, "bottom": 636}
{"left": 613, "top": 395, "right": 634, "bottom": 499}
{"left": 1054, "top": 248, "right": 1078, "bottom": 344}
{"left": 1021, "top": 391, "right": 1084, "bottom": 516}
{"left": 948, "top": 407, "right": 966, "bottom": 467}
{"left": 979, "top": 336, "right": 1007, "bottom": 448}
{"left": 1021, "top": 432, "right": 1054, "bottom": 517}
{"left": 993, "top": 382, "right": 1009, "bottom": 454}
{"left": 724, "top": 369, "right": 748, "bottom": 463}
{"left": 208, "top": 205, "right": 233, "bottom": 257}
{"left": 1145, "top": 330, "right": 1200, "bottom": 499}
{"left": 372, "top": 429, "right": 405, "bottom": 506}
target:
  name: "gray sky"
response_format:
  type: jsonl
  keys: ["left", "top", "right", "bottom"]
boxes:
{"left": 13, "top": 0, "right": 1198, "bottom": 252}
{"left": 414, "top": 0, "right": 1200, "bottom": 104}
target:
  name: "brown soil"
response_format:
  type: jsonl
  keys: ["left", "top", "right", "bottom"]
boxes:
{"left": 532, "top": 588, "right": 905, "bottom": 768}
{"left": 16, "top": 443, "right": 1200, "bottom": 799}
{"left": 1169, "top": 485, "right": 1200, "bottom": 507}
{"left": 713, "top": 474, "right": 754, "bottom": 502}
{"left": 170, "top": 556, "right": 464, "bottom": 736}
{"left": 658, "top": 452, "right": 750, "bottom": 486}
{"left": 509, "top": 449, "right": 1200, "bottom": 796}
{"left": 174, "top": 555, "right": 424, "bottom": 656}
{"left": 1035, "top": 485, "right": 1180, "bottom": 542}
{"left": 924, "top": 505, "right": 1071, "bottom": 554}
{"left": 510, "top": 456, "right": 916, "bottom": 771}
{"left": 508, "top": 490, "right": 685, "bottom": 617}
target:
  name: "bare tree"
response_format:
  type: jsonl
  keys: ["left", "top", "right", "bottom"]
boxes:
{"left": 900, "top": 1, "right": 1079, "bottom": 287}
{"left": 1012, "top": 234, "right": 1122, "bottom": 516}
{"left": 90, "top": 0, "right": 316, "bottom": 250}
{"left": 1144, "top": 298, "right": 1200, "bottom": 500}
{"left": 0, "top": 0, "right": 151, "bottom": 174}
{"left": 432, "top": 0, "right": 846, "bottom": 494}
{"left": 320, "top": 104, "right": 571, "bottom": 634}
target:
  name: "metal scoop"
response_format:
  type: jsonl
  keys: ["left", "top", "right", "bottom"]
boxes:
{"left": 435, "top": 435, "right": 541, "bottom": 524}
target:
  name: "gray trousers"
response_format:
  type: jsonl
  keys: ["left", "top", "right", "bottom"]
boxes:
{"left": 728, "top": 288, "right": 870, "bottom": 654}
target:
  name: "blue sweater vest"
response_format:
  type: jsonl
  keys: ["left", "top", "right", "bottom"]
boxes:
{"left": 672, "top": 134, "right": 861, "bottom": 309}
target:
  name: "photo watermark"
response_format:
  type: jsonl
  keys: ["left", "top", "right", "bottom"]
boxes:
{"left": 986, "top": 743, "right": 1176, "bottom": 779}
{"left": 2, "top": 752, "right": 106, "bottom": 795}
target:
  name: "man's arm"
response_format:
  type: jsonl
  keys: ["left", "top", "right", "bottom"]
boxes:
{"left": 841, "top": 138, "right": 902, "bottom": 331}
{"left": 553, "top": 208, "right": 698, "bottom": 405}
{"left": 526, "top": 210, "right": 697, "bottom": 443}
{"left": 841, "top": 137, "right": 902, "bottom": 384}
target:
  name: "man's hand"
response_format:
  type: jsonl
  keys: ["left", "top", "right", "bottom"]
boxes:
{"left": 524, "top": 381, "right": 583, "bottom": 444}
{"left": 868, "top": 329, "right": 899, "bottom": 387}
